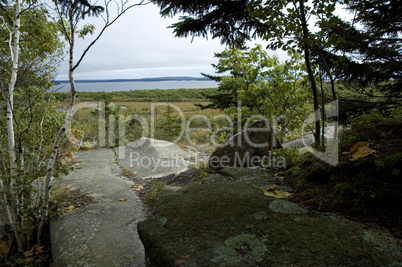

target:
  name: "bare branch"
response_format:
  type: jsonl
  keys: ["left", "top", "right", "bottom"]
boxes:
{"left": 72, "top": 0, "right": 150, "bottom": 71}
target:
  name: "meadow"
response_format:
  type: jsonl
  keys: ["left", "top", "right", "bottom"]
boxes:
{"left": 55, "top": 88, "right": 228, "bottom": 150}
{"left": 55, "top": 88, "right": 217, "bottom": 102}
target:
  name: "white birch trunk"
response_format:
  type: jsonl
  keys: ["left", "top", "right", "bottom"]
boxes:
{"left": 4, "top": 0, "right": 25, "bottom": 252}
{"left": 7, "top": 0, "right": 20, "bottom": 192}
{"left": 37, "top": 20, "right": 77, "bottom": 243}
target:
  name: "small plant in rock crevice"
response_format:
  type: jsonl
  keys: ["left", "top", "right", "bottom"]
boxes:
{"left": 144, "top": 180, "right": 165, "bottom": 207}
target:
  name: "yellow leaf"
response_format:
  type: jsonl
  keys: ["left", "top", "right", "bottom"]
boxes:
{"left": 130, "top": 164, "right": 136, "bottom": 168}
{"left": 350, "top": 141, "right": 369, "bottom": 153}
{"left": 65, "top": 184, "right": 73, "bottom": 189}
{"left": 349, "top": 146, "right": 377, "bottom": 161}
{"left": 131, "top": 185, "right": 144, "bottom": 191}
{"left": 119, "top": 198, "right": 127, "bottom": 202}
{"left": 67, "top": 205, "right": 75, "bottom": 212}
{"left": 263, "top": 189, "right": 292, "bottom": 199}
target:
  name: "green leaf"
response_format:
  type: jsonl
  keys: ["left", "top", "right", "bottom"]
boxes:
{"left": 78, "top": 24, "right": 96, "bottom": 39}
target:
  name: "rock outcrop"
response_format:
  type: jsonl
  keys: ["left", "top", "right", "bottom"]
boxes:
{"left": 209, "top": 119, "right": 282, "bottom": 170}
{"left": 50, "top": 149, "right": 145, "bottom": 267}
{"left": 137, "top": 170, "right": 402, "bottom": 266}
{"left": 115, "top": 137, "right": 200, "bottom": 179}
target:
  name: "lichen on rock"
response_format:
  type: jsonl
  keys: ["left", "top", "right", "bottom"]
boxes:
{"left": 269, "top": 199, "right": 308, "bottom": 214}
{"left": 211, "top": 234, "right": 268, "bottom": 264}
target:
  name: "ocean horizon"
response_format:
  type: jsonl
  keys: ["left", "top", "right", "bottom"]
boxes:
{"left": 52, "top": 77, "right": 219, "bottom": 92}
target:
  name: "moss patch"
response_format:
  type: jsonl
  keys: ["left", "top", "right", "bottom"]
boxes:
{"left": 138, "top": 178, "right": 402, "bottom": 266}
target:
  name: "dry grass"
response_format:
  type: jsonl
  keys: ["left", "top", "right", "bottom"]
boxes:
{"left": 65, "top": 101, "right": 222, "bottom": 119}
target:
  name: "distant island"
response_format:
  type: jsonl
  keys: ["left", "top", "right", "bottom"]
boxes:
{"left": 53, "top": 76, "right": 210, "bottom": 84}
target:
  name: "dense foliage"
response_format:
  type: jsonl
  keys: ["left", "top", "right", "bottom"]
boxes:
{"left": 0, "top": 6, "right": 64, "bottom": 92}
{"left": 0, "top": 3, "right": 67, "bottom": 262}
{"left": 318, "top": 0, "right": 402, "bottom": 99}
{"left": 199, "top": 45, "right": 311, "bottom": 141}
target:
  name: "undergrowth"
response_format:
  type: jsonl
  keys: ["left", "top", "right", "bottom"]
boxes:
{"left": 283, "top": 108, "right": 402, "bottom": 238}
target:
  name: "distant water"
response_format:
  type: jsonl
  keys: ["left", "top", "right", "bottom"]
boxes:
{"left": 52, "top": 80, "right": 218, "bottom": 92}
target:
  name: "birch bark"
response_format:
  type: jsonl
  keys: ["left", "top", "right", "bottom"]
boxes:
{"left": 38, "top": 15, "right": 77, "bottom": 243}
{"left": 4, "top": 0, "right": 25, "bottom": 252}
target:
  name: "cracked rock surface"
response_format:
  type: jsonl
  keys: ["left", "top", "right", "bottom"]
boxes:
{"left": 50, "top": 149, "right": 145, "bottom": 267}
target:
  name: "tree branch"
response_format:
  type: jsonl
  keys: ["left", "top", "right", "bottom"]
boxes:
{"left": 72, "top": 0, "right": 150, "bottom": 71}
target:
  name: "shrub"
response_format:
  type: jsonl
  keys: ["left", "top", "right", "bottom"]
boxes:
{"left": 340, "top": 107, "right": 402, "bottom": 150}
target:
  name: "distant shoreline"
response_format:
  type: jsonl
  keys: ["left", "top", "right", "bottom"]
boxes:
{"left": 52, "top": 78, "right": 218, "bottom": 92}
{"left": 53, "top": 76, "right": 210, "bottom": 84}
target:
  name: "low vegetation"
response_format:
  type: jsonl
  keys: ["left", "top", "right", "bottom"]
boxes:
{"left": 54, "top": 88, "right": 217, "bottom": 103}
{"left": 282, "top": 107, "right": 402, "bottom": 238}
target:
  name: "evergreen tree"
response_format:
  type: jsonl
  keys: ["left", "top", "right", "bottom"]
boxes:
{"left": 151, "top": 0, "right": 341, "bottom": 145}
{"left": 158, "top": 105, "right": 181, "bottom": 141}
{"left": 318, "top": 0, "right": 402, "bottom": 99}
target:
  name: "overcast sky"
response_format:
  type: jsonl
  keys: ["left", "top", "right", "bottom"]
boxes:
{"left": 55, "top": 3, "right": 288, "bottom": 81}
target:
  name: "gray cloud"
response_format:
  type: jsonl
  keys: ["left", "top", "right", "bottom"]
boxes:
{"left": 56, "top": 3, "right": 287, "bottom": 80}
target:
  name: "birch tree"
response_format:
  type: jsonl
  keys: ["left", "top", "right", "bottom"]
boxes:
{"left": 2, "top": 0, "right": 25, "bottom": 252}
{"left": 1, "top": 2, "right": 66, "bottom": 255}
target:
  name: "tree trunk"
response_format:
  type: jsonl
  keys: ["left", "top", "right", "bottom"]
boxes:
{"left": 7, "top": 0, "right": 20, "bottom": 193}
{"left": 5, "top": 0, "right": 25, "bottom": 252}
{"left": 299, "top": 0, "right": 320, "bottom": 146}
{"left": 38, "top": 18, "right": 77, "bottom": 244}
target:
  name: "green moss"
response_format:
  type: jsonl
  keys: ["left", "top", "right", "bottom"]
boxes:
{"left": 138, "top": 177, "right": 402, "bottom": 266}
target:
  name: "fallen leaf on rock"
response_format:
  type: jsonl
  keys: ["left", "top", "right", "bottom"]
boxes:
{"left": 67, "top": 205, "right": 75, "bottom": 212}
{"left": 119, "top": 198, "right": 127, "bottom": 201}
{"left": 130, "top": 185, "right": 144, "bottom": 191}
{"left": 130, "top": 164, "right": 136, "bottom": 168}
{"left": 176, "top": 255, "right": 190, "bottom": 264}
{"left": 122, "top": 177, "right": 127, "bottom": 180}
{"left": 350, "top": 141, "right": 369, "bottom": 153}
{"left": 65, "top": 184, "right": 73, "bottom": 189}
{"left": 350, "top": 146, "right": 377, "bottom": 161}
{"left": 263, "top": 189, "right": 292, "bottom": 199}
